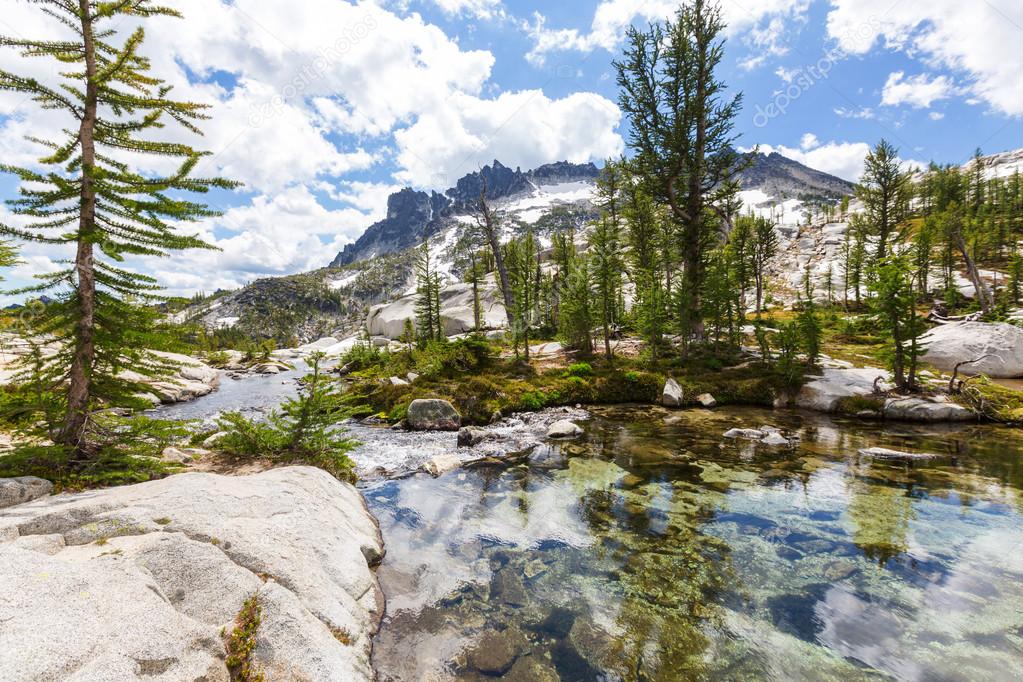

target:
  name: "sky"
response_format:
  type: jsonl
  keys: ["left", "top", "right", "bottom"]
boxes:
{"left": 0, "top": 0, "right": 1021, "bottom": 303}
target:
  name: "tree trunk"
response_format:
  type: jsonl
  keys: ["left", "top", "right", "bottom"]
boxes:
{"left": 954, "top": 227, "right": 993, "bottom": 314}
{"left": 477, "top": 186, "right": 516, "bottom": 328}
{"left": 60, "top": 1, "right": 99, "bottom": 459}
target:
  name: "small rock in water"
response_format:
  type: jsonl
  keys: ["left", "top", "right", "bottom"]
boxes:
{"left": 457, "top": 426, "right": 488, "bottom": 448}
{"left": 466, "top": 630, "right": 522, "bottom": 675}
{"left": 858, "top": 447, "right": 940, "bottom": 460}
{"left": 761, "top": 432, "right": 791, "bottom": 447}
{"left": 423, "top": 453, "right": 462, "bottom": 477}
{"left": 547, "top": 420, "right": 583, "bottom": 439}
{"left": 723, "top": 428, "right": 766, "bottom": 440}
{"left": 406, "top": 399, "right": 461, "bottom": 431}
{"left": 696, "top": 393, "right": 717, "bottom": 408}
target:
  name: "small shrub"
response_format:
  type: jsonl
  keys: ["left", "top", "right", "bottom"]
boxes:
{"left": 565, "top": 362, "right": 593, "bottom": 378}
{"left": 216, "top": 354, "right": 358, "bottom": 483}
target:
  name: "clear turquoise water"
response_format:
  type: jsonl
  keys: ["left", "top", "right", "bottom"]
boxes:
{"left": 366, "top": 406, "right": 1023, "bottom": 681}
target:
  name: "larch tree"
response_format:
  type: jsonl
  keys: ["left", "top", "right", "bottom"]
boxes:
{"left": 614, "top": 0, "right": 745, "bottom": 342}
{"left": 414, "top": 242, "right": 443, "bottom": 343}
{"left": 590, "top": 159, "right": 626, "bottom": 360}
{"left": 0, "top": 0, "right": 236, "bottom": 460}
{"left": 857, "top": 139, "right": 912, "bottom": 261}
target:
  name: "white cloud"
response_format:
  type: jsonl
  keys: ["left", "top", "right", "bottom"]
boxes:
{"left": 827, "top": 0, "right": 1023, "bottom": 116}
{"left": 881, "top": 71, "right": 953, "bottom": 109}
{"left": 0, "top": 0, "right": 624, "bottom": 297}
{"left": 431, "top": 0, "right": 504, "bottom": 20}
{"left": 759, "top": 139, "right": 871, "bottom": 182}
{"left": 393, "top": 89, "right": 623, "bottom": 188}
{"left": 929, "top": 112, "right": 945, "bottom": 121}
{"left": 833, "top": 106, "right": 876, "bottom": 120}
{"left": 758, "top": 137, "right": 927, "bottom": 182}
{"left": 525, "top": 0, "right": 809, "bottom": 67}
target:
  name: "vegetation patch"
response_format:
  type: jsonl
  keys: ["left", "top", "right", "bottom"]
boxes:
{"left": 223, "top": 593, "right": 265, "bottom": 682}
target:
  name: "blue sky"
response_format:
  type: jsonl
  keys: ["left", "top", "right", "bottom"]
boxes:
{"left": 0, "top": 0, "right": 1021, "bottom": 301}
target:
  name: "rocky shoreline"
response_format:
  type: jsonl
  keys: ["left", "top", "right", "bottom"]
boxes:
{"left": 0, "top": 467, "right": 383, "bottom": 682}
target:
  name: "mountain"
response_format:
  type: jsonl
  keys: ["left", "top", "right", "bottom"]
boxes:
{"left": 174, "top": 152, "right": 858, "bottom": 343}
{"left": 330, "top": 160, "right": 600, "bottom": 267}
{"left": 738, "top": 151, "right": 855, "bottom": 201}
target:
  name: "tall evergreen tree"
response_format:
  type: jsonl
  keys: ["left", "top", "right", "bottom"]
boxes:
{"left": 591, "top": 160, "right": 626, "bottom": 360}
{"left": 615, "top": 0, "right": 745, "bottom": 341}
{"left": 749, "top": 215, "right": 778, "bottom": 316}
{"left": 0, "top": 1, "right": 236, "bottom": 460}
{"left": 869, "top": 255, "right": 927, "bottom": 392}
{"left": 856, "top": 139, "right": 912, "bottom": 260}
{"left": 414, "top": 242, "right": 443, "bottom": 343}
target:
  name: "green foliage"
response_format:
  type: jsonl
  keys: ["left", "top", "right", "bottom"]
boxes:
{"left": 0, "top": 1, "right": 238, "bottom": 458}
{"left": 414, "top": 242, "right": 443, "bottom": 344}
{"left": 216, "top": 354, "right": 357, "bottom": 483}
{"left": 223, "top": 594, "right": 265, "bottom": 682}
{"left": 565, "top": 362, "right": 594, "bottom": 378}
{"left": 0, "top": 414, "right": 189, "bottom": 490}
{"left": 869, "top": 255, "right": 928, "bottom": 391}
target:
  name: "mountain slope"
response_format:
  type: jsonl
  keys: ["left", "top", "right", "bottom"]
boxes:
{"left": 330, "top": 160, "right": 600, "bottom": 267}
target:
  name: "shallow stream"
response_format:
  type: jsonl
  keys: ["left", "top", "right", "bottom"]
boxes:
{"left": 158, "top": 370, "right": 1023, "bottom": 681}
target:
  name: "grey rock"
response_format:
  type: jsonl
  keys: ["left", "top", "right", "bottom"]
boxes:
{"left": 423, "top": 453, "right": 461, "bottom": 477}
{"left": 921, "top": 322, "right": 1023, "bottom": 378}
{"left": 0, "top": 467, "right": 383, "bottom": 682}
{"left": 0, "top": 477, "right": 53, "bottom": 510}
{"left": 662, "top": 378, "right": 684, "bottom": 407}
{"left": 723, "top": 428, "right": 766, "bottom": 440}
{"left": 389, "top": 376, "right": 409, "bottom": 386}
{"left": 696, "top": 393, "right": 717, "bottom": 408}
{"left": 858, "top": 447, "right": 941, "bottom": 460}
{"left": 406, "top": 399, "right": 461, "bottom": 431}
{"left": 547, "top": 419, "right": 583, "bottom": 439}
{"left": 883, "top": 397, "right": 975, "bottom": 422}
{"left": 457, "top": 426, "right": 488, "bottom": 448}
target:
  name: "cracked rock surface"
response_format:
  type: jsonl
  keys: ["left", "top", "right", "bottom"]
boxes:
{"left": 0, "top": 466, "right": 384, "bottom": 681}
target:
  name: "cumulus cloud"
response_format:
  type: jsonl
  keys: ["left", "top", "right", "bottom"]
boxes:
{"left": 525, "top": 0, "right": 809, "bottom": 67}
{"left": 393, "top": 90, "right": 623, "bottom": 187}
{"left": 431, "top": 0, "right": 505, "bottom": 20}
{"left": 826, "top": 0, "right": 1023, "bottom": 116}
{"left": 0, "top": 0, "right": 624, "bottom": 295}
{"left": 881, "top": 72, "right": 953, "bottom": 109}
{"left": 757, "top": 135, "right": 926, "bottom": 182}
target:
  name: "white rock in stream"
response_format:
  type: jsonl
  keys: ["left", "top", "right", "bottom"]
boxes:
{"left": 662, "top": 378, "right": 684, "bottom": 407}
{"left": 795, "top": 367, "right": 891, "bottom": 412}
{"left": 547, "top": 420, "right": 583, "bottom": 439}
{"left": 0, "top": 467, "right": 383, "bottom": 682}
{"left": 858, "top": 447, "right": 940, "bottom": 460}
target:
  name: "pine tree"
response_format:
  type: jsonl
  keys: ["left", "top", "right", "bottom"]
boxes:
{"left": 750, "top": 215, "right": 778, "bottom": 316}
{"left": 615, "top": 0, "right": 745, "bottom": 341}
{"left": 798, "top": 264, "right": 822, "bottom": 367}
{"left": 506, "top": 231, "right": 540, "bottom": 361}
{"left": 726, "top": 215, "right": 754, "bottom": 324}
{"left": 0, "top": 1, "right": 237, "bottom": 460}
{"left": 590, "top": 160, "right": 626, "bottom": 360}
{"left": 623, "top": 179, "right": 666, "bottom": 358}
{"left": 869, "top": 255, "right": 927, "bottom": 391}
{"left": 857, "top": 139, "right": 912, "bottom": 260}
{"left": 414, "top": 242, "right": 443, "bottom": 343}
{"left": 558, "top": 253, "right": 594, "bottom": 354}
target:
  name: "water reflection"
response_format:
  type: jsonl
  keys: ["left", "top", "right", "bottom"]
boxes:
{"left": 368, "top": 406, "right": 1023, "bottom": 681}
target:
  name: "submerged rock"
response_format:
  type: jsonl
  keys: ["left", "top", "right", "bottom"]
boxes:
{"left": 921, "top": 321, "right": 1023, "bottom": 378}
{"left": 724, "top": 428, "right": 767, "bottom": 440}
{"left": 0, "top": 467, "right": 384, "bottom": 682}
{"left": 406, "top": 399, "right": 461, "bottom": 431}
{"left": 858, "top": 447, "right": 941, "bottom": 460}
{"left": 0, "top": 477, "right": 53, "bottom": 510}
{"left": 662, "top": 378, "right": 684, "bottom": 407}
{"left": 547, "top": 420, "right": 583, "bottom": 439}
{"left": 466, "top": 630, "right": 524, "bottom": 675}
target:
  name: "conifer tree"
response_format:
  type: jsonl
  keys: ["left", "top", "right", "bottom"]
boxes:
{"left": 623, "top": 179, "right": 666, "bottom": 358}
{"left": 0, "top": 1, "right": 237, "bottom": 460}
{"left": 869, "top": 255, "right": 927, "bottom": 392}
{"left": 615, "top": 0, "right": 745, "bottom": 341}
{"left": 590, "top": 161, "right": 626, "bottom": 360}
{"left": 414, "top": 242, "right": 443, "bottom": 343}
{"left": 857, "top": 139, "right": 912, "bottom": 260}
{"left": 749, "top": 215, "right": 778, "bottom": 316}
